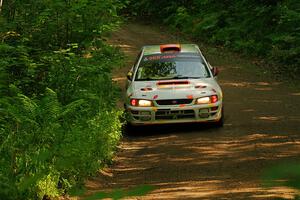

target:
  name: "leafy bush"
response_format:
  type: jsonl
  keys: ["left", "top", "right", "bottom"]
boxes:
{"left": 0, "top": 44, "right": 123, "bottom": 199}
{"left": 0, "top": 0, "right": 124, "bottom": 49}
{"left": 0, "top": 0, "right": 125, "bottom": 199}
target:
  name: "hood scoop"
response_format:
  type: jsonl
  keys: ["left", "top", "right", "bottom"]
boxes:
{"left": 156, "top": 80, "right": 192, "bottom": 90}
{"left": 157, "top": 80, "right": 190, "bottom": 86}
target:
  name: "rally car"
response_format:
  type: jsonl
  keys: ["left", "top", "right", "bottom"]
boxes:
{"left": 125, "top": 44, "right": 224, "bottom": 127}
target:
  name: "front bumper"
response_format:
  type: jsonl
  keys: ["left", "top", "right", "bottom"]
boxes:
{"left": 126, "top": 102, "right": 222, "bottom": 125}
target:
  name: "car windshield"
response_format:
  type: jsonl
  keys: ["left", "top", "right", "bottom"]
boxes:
{"left": 135, "top": 53, "right": 211, "bottom": 81}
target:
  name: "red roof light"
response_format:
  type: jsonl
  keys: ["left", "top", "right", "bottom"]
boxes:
{"left": 160, "top": 44, "right": 181, "bottom": 53}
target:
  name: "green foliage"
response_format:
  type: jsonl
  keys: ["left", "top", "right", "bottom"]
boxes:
{"left": 127, "top": 0, "right": 300, "bottom": 76}
{"left": 0, "top": 0, "right": 126, "bottom": 199}
{"left": 263, "top": 163, "right": 300, "bottom": 189}
{"left": 0, "top": 0, "right": 124, "bottom": 48}
{"left": 1, "top": 79, "right": 122, "bottom": 199}
{"left": 36, "top": 172, "right": 61, "bottom": 199}
{"left": 263, "top": 162, "right": 300, "bottom": 199}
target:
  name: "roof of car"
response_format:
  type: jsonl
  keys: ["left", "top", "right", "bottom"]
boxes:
{"left": 142, "top": 44, "right": 199, "bottom": 55}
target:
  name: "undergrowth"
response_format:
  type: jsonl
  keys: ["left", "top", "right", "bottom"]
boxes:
{"left": 0, "top": 0, "right": 125, "bottom": 199}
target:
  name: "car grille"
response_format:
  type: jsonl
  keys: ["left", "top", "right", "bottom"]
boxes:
{"left": 156, "top": 99, "right": 193, "bottom": 105}
{"left": 155, "top": 109, "right": 195, "bottom": 120}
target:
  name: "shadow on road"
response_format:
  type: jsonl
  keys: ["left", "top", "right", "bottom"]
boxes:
{"left": 123, "top": 123, "right": 220, "bottom": 138}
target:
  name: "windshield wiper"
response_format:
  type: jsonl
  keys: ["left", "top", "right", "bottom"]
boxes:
{"left": 170, "top": 76, "right": 203, "bottom": 79}
{"left": 136, "top": 76, "right": 204, "bottom": 81}
{"left": 135, "top": 78, "right": 156, "bottom": 81}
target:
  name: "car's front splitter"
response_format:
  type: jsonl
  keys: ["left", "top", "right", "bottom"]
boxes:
{"left": 126, "top": 103, "right": 222, "bottom": 126}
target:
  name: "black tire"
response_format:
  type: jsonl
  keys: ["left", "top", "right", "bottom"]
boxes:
{"left": 123, "top": 122, "right": 132, "bottom": 135}
{"left": 123, "top": 122, "right": 140, "bottom": 136}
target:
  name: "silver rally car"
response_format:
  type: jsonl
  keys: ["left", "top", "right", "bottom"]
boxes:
{"left": 125, "top": 44, "right": 224, "bottom": 127}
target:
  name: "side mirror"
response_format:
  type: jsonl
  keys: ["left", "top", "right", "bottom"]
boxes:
{"left": 212, "top": 67, "right": 219, "bottom": 76}
{"left": 127, "top": 71, "right": 133, "bottom": 80}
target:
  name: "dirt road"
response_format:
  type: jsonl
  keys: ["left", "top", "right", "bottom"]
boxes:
{"left": 85, "top": 23, "right": 300, "bottom": 199}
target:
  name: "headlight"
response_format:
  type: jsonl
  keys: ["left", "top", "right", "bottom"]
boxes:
{"left": 130, "top": 99, "right": 153, "bottom": 107}
{"left": 196, "top": 95, "right": 218, "bottom": 104}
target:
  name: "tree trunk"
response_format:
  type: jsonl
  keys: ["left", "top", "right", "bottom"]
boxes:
{"left": 0, "top": 0, "right": 3, "bottom": 13}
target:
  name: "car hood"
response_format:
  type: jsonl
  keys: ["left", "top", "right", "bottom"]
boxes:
{"left": 128, "top": 78, "right": 222, "bottom": 100}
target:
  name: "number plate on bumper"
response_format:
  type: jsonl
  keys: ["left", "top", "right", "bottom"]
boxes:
{"left": 155, "top": 109, "right": 195, "bottom": 120}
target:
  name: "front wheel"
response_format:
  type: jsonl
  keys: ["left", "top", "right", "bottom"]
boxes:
{"left": 214, "top": 108, "right": 224, "bottom": 128}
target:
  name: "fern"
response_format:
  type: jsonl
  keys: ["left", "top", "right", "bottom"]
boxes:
{"left": 39, "top": 88, "right": 62, "bottom": 123}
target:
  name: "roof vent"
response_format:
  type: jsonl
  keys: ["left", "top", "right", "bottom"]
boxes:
{"left": 160, "top": 44, "right": 181, "bottom": 53}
